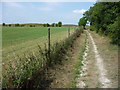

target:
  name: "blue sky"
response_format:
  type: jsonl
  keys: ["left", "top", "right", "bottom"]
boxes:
{"left": 1, "top": 2, "right": 95, "bottom": 25}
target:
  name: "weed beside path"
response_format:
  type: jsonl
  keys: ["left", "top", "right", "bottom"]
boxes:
{"left": 49, "top": 31, "right": 86, "bottom": 88}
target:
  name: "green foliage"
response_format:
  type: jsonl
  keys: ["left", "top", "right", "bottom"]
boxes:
{"left": 43, "top": 22, "right": 62, "bottom": 27}
{"left": 51, "top": 23, "right": 55, "bottom": 27}
{"left": 55, "top": 23, "right": 58, "bottom": 27}
{"left": 43, "top": 23, "right": 50, "bottom": 27}
{"left": 15, "top": 24, "right": 19, "bottom": 27}
{"left": 3, "top": 23, "right": 6, "bottom": 26}
{"left": 84, "top": 2, "right": 120, "bottom": 45}
{"left": 30, "top": 25, "right": 33, "bottom": 27}
{"left": 78, "top": 17, "right": 87, "bottom": 29}
{"left": 43, "top": 24, "right": 46, "bottom": 27}
{"left": 108, "top": 16, "right": 120, "bottom": 45}
{"left": 58, "top": 21, "right": 62, "bottom": 27}
{"left": 46, "top": 23, "right": 50, "bottom": 27}
{"left": 9, "top": 24, "right": 11, "bottom": 27}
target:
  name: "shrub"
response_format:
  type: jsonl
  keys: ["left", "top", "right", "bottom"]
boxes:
{"left": 108, "top": 17, "right": 120, "bottom": 45}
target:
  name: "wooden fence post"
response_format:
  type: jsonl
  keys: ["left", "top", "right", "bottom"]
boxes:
{"left": 68, "top": 27, "right": 70, "bottom": 37}
{"left": 74, "top": 26, "right": 76, "bottom": 33}
{"left": 48, "top": 28, "right": 51, "bottom": 60}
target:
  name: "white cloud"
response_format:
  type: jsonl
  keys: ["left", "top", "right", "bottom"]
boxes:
{"left": 6, "top": 2, "right": 23, "bottom": 8}
{"left": 73, "top": 9, "right": 86, "bottom": 14}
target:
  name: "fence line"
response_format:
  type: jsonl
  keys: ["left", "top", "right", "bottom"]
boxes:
{"left": 68, "top": 27, "right": 70, "bottom": 37}
{"left": 48, "top": 28, "right": 51, "bottom": 60}
{"left": 3, "top": 27, "right": 77, "bottom": 60}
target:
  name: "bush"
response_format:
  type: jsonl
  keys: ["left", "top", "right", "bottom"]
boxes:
{"left": 83, "top": 2, "right": 119, "bottom": 45}
{"left": 58, "top": 21, "right": 62, "bottom": 27}
{"left": 15, "top": 24, "right": 19, "bottom": 27}
{"left": 3, "top": 23, "right": 5, "bottom": 26}
{"left": 108, "top": 17, "right": 120, "bottom": 45}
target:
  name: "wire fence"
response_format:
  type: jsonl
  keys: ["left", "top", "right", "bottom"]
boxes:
{"left": 2, "top": 27, "right": 77, "bottom": 64}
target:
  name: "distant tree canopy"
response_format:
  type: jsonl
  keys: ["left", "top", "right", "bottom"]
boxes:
{"left": 78, "top": 17, "right": 87, "bottom": 29}
{"left": 43, "top": 21, "right": 62, "bottom": 27}
{"left": 51, "top": 23, "right": 55, "bottom": 27}
{"left": 43, "top": 23, "right": 50, "bottom": 27}
{"left": 15, "top": 24, "right": 19, "bottom": 27}
{"left": 30, "top": 25, "right": 33, "bottom": 27}
{"left": 43, "top": 24, "right": 46, "bottom": 27}
{"left": 83, "top": 2, "right": 120, "bottom": 45}
{"left": 55, "top": 23, "right": 58, "bottom": 27}
{"left": 2, "top": 23, "right": 5, "bottom": 26}
{"left": 46, "top": 23, "right": 50, "bottom": 27}
{"left": 9, "top": 24, "right": 11, "bottom": 27}
{"left": 58, "top": 21, "right": 62, "bottom": 27}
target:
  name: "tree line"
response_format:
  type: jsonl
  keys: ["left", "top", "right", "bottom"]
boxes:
{"left": 79, "top": 2, "right": 120, "bottom": 45}
{"left": 43, "top": 21, "right": 62, "bottom": 27}
{"left": 2, "top": 21, "right": 62, "bottom": 27}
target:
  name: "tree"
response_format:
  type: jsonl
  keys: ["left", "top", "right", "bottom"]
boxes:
{"left": 15, "top": 23, "right": 19, "bottom": 27}
{"left": 58, "top": 21, "right": 62, "bottom": 27}
{"left": 43, "top": 24, "right": 46, "bottom": 27}
{"left": 83, "top": 2, "right": 120, "bottom": 45}
{"left": 30, "top": 25, "right": 33, "bottom": 27}
{"left": 51, "top": 23, "right": 55, "bottom": 27}
{"left": 2, "top": 23, "right": 5, "bottom": 26}
{"left": 9, "top": 24, "right": 11, "bottom": 27}
{"left": 55, "top": 23, "right": 58, "bottom": 27}
{"left": 78, "top": 17, "right": 87, "bottom": 29}
{"left": 21, "top": 25, "right": 25, "bottom": 27}
{"left": 46, "top": 23, "right": 50, "bottom": 27}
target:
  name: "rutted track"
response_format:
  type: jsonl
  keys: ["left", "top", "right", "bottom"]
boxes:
{"left": 87, "top": 30, "right": 111, "bottom": 88}
{"left": 76, "top": 30, "right": 117, "bottom": 88}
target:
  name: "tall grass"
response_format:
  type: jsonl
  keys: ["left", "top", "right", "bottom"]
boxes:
{"left": 71, "top": 31, "right": 87, "bottom": 88}
{"left": 2, "top": 28, "right": 82, "bottom": 88}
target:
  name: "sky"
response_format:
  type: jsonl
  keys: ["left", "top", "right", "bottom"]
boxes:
{"left": 1, "top": 2, "right": 95, "bottom": 25}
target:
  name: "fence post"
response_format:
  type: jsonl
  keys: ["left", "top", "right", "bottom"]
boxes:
{"left": 68, "top": 27, "right": 70, "bottom": 37}
{"left": 48, "top": 28, "right": 51, "bottom": 60}
{"left": 74, "top": 26, "right": 76, "bottom": 33}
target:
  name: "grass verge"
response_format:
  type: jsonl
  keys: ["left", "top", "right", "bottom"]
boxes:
{"left": 71, "top": 32, "right": 87, "bottom": 88}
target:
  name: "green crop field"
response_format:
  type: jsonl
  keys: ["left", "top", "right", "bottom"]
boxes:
{"left": 2, "top": 26, "right": 75, "bottom": 63}
{"left": 3, "top": 27, "right": 72, "bottom": 47}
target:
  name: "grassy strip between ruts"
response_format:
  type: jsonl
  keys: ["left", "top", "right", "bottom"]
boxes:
{"left": 2, "top": 28, "right": 82, "bottom": 88}
{"left": 71, "top": 31, "right": 87, "bottom": 88}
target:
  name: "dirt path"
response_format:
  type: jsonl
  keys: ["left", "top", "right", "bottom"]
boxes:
{"left": 89, "top": 30, "right": 118, "bottom": 88}
{"left": 88, "top": 31, "right": 111, "bottom": 88}
{"left": 45, "top": 30, "right": 118, "bottom": 88}
{"left": 76, "top": 30, "right": 118, "bottom": 88}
